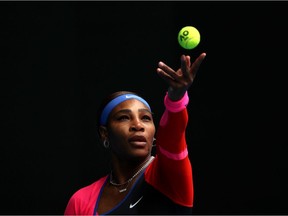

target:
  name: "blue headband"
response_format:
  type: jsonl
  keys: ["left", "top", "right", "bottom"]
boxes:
{"left": 99, "top": 94, "right": 151, "bottom": 125}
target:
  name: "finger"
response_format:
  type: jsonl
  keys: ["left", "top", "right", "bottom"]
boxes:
{"left": 158, "top": 61, "right": 179, "bottom": 80}
{"left": 190, "top": 53, "right": 206, "bottom": 78}
{"left": 186, "top": 55, "right": 191, "bottom": 68}
{"left": 156, "top": 68, "right": 176, "bottom": 84}
{"left": 181, "top": 55, "right": 191, "bottom": 79}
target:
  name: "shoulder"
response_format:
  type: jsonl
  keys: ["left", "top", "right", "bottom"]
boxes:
{"left": 65, "top": 176, "right": 108, "bottom": 215}
{"left": 71, "top": 175, "right": 108, "bottom": 202}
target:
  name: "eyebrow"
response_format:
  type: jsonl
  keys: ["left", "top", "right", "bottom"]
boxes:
{"left": 114, "top": 108, "right": 153, "bottom": 115}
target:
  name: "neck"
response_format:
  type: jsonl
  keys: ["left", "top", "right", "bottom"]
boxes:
{"left": 110, "top": 155, "right": 153, "bottom": 185}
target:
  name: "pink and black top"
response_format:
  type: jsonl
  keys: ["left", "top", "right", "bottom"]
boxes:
{"left": 64, "top": 91, "right": 193, "bottom": 215}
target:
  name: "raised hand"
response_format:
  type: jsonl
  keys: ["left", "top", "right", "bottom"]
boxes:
{"left": 156, "top": 53, "right": 206, "bottom": 101}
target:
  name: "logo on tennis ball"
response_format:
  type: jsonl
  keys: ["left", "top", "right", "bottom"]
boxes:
{"left": 178, "top": 26, "right": 200, "bottom": 50}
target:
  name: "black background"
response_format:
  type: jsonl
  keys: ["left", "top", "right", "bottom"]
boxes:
{"left": 1, "top": 1, "right": 288, "bottom": 215}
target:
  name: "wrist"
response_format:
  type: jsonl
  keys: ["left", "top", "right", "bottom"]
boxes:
{"left": 164, "top": 91, "right": 189, "bottom": 112}
{"left": 167, "top": 87, "right": 187, "bottom": 101}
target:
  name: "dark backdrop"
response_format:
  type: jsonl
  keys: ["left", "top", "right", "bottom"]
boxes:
{"left": 1, "top": 1, "right": 287, "bottom": 215}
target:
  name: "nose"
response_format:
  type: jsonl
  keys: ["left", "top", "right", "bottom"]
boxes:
{"left": 129, "top": 119, "right": 144, "bottom": 132}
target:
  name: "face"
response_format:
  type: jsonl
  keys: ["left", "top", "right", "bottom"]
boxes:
{"left": 100, "top": 99, "right": 155, "bottom": 161}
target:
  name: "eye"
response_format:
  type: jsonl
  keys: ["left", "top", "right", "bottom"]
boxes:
{"left": 117, "top": 115, "right": 129, "bottom": 121}
{"left": 142, "top": 115, "right": 152, "bottom": 121}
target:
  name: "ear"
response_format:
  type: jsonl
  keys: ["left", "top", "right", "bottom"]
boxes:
{"left": 98, "top": 126, "right": 108, "bottom": 141}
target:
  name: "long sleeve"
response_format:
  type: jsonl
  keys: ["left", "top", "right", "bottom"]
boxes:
{"left": 64, "top": 176, "right": 108, "bottom": 215}
{"left": 145, "top": 91, "right": 193, "bottom": 207}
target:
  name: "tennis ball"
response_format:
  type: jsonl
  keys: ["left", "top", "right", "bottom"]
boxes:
{"left": 178, "top": 26, "right": 201, "bottom": 49}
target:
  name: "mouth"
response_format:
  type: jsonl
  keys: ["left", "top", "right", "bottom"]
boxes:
{"left": 128, "top": 135, "right": 147, "bottom": 146}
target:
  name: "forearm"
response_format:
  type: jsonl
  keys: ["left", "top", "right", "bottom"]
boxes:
{"left": 156, "top": 91, "right": 189, "bottom": 154}
{"left": 145, "top": 92, "right": 193, "bottom": 207}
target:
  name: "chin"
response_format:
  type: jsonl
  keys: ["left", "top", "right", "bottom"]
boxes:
{"left": 129, "top": 149, "right": 151, "bottom": 161}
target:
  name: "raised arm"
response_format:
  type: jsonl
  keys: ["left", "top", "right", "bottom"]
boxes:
{"left": 145, "top": 53, "right": 206, "bottom": 207}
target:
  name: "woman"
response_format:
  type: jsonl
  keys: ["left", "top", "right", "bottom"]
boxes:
{"left": 64, "top": 53, "right": 207, "bottom": 215}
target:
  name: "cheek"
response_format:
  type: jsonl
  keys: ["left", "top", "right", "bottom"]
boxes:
{"left": 109, "top": 133, "right": 127, "bottom": 154}
{"left": 108, "top": 126, "right": 129, "bottom": 144}
{"left": 109, "top": 128, "right": 125, "bottom": 140}
{"left": 148, "top": 125, "right": 156, "bottom": 138}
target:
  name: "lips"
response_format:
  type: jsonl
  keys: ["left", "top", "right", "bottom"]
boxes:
{"left": 128, "top": 135, "right": 147, "bottom": 145}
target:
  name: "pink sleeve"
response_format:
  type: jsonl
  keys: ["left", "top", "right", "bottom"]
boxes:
{"left": 64, "top": 176, "right": 108, "bottom": 215}
{"left": 64, "top": 194, "right": 78, "bottom": 215}
{"left": 145, "top": 91, "right": 193, "bottom": 207}
{"left": 164, "top": 91, "right": 189, "bottom": 113}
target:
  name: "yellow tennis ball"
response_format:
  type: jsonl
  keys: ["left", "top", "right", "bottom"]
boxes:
{"left": 178, "top": 26, "right": 201, "bottom": 49}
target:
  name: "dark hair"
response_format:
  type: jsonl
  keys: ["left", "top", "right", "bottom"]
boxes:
{"left": 96, "top": 91, "right": 140, "bottom": 134}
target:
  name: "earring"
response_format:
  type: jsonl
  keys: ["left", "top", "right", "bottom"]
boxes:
{"left": 103, "top": 140, "right": 110, "bottom": 148}
{"left": 152, "top": 138, "right": 156, "bottom": 147}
